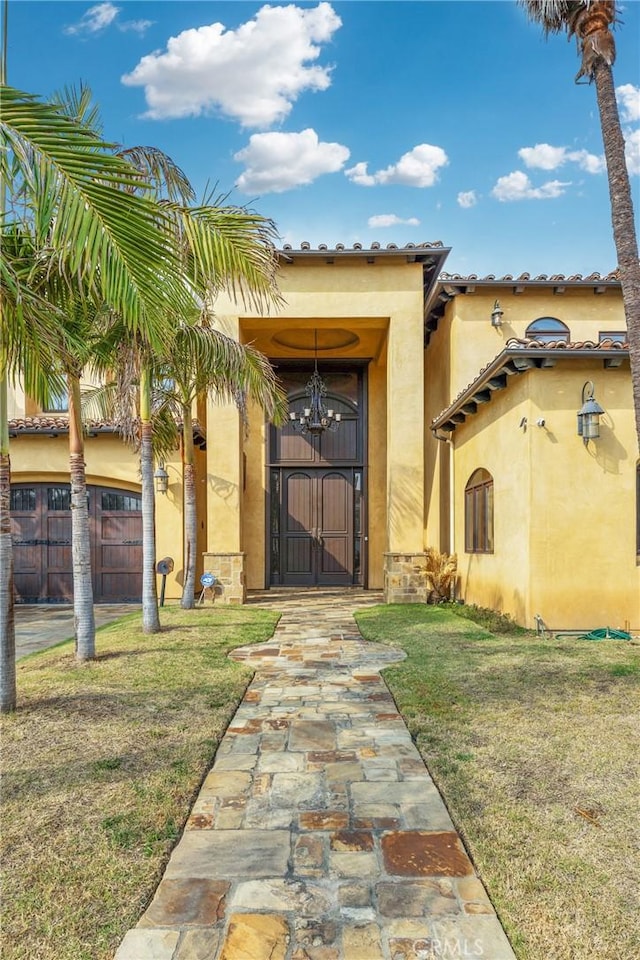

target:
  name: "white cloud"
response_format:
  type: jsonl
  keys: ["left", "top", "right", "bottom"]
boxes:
{"left": 65, "top": 2, "right": 153, "bottom": 36}
{"left": 519, "top": 142, "right": 604, "bottom": 174}
{"left": 457, "top": 190, "right": 478, "bottom": 209}
{"left": 64, "top": 2, "right": 120, "bottom": 35}
{"left": 345, "top": 144, "right": 448, "bottom": 188}
{"left": 122, "top": 2, "right": 341, "bottom": 126}
{"left": 367, "top": 214, "right": 420, "bottom": 228}
{"left": 491, "top": 171, "right": 570, "bottom": 202}
{"left": 617, "top": 83, "right": 640, "bottom": 123}
{"left": 625, "top": 128, "right": 640, "bottom": 176}
{"left": 119, "top": 19, "right": 154, "bottom": 35}
{"left": 234, "top": 128, "right": 350, "bottom": 194}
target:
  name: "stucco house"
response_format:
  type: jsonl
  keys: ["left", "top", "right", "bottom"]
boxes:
{"left": 8, "top": 242, "right": 639, "bottom": 631}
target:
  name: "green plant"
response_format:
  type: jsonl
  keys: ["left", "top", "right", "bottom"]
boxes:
{"left": 441, "top": 601, "right": 529, "bottom": 635}
{"left": 425, "top": 547, "right": 458, "bottom": 603}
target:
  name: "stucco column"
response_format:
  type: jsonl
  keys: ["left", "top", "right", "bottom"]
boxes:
{"left": 203, "top": 314, "right": 246, "bottom": 603}
{"left": 384, "top": 309, "right": 427, "bottom": 602}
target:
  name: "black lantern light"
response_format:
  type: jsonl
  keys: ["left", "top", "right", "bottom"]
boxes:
{"left": 154, "top": 463, "right": 169, "bottom": 494}
{"left": 577, "top": 381, "right": 605, "bottom": 444}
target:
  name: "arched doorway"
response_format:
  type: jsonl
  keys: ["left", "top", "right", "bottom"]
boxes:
{"left": 268, "top": 364, "right": 367, "bottom": 587}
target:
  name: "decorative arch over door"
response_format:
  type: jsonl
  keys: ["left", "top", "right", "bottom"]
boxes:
{"left": 268, "top": 364, "right": 367, "bottom": 587}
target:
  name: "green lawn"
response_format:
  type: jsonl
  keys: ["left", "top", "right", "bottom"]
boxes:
{"left": 0, "top": 605, "right": 279, "bottom": 960}
{"left": 3, "top": 601, "right": 638, "bottom": 960}
{"left": 355, "top": 603, "right": 640, "bottom": 960}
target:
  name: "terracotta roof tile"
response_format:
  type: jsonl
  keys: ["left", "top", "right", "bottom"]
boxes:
{"left": 280, "top": 241, "right": 446, "bottom": 252}
{"left": 439, "top": 269, "right": 620, "bottom": 283}
{"left": 431, "top": 338, "right": 629, "bottom": 430}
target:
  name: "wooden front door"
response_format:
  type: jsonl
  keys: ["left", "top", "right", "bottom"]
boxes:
{"left": 282, "top": 468, "right": 355, "bottom": 585}
{"left": 268, "top": 364, "right": 366, "bottom": 588}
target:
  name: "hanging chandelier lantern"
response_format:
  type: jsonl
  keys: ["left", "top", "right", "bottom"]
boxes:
{"left": 289, "top": 331, "right": 342, "bottom": 435}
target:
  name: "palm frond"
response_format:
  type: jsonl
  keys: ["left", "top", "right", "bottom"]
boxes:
{"left": 1, "top": 85, "right": 192, "bottom": 346}
{"left": 162, "top": 201, "right": 283, "bottom": 312}
{"left": 117, "top": 146, "right": 195, "bottom": 205}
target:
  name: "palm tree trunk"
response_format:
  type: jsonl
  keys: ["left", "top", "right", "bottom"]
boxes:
{"left": 0, "top": 375, "right": 16, "bottom": 713}
{"left": 0, "top": 0, "right": 16, "bottom": 711}
{"left": 593, "top": 59, "right": 640, "bottom": 449}
{"left": 181, "top": 409, "right": 196, "bottom": 609}
{"left": 68, "top": 373, "right": 95, "bottom": 660}
{"left": 140, "top": 365, "right": 160, "bottom": 633}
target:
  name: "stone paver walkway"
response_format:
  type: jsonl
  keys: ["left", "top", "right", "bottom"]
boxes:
{"left": 115, "top": 590, "right": 515, "bottom": 960}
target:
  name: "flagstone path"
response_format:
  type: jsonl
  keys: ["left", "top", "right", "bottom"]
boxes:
{"left": 115, "top": 590, "right": 515, "bottom": 960}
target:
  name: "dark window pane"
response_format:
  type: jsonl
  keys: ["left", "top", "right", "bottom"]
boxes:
{"left": 10, "top": 488, "right": 36, "bottom": 512}
{"left": 354, "top": 537, "right": 361, "bottom": 578}
{"left": 525, "top": 317, "right": 570, "bottom": 343}
{"left": 465, "top": 470, "right": 494, "bottom": 554}
{"left": 48, "top": 487, "right": 71, "bottom": 511}
{"left": 270, "top": 537, "right": 280, "bottom": 577}
{"left": 101, "top": 492, "right": 141, "bottom": 511}
{"left": 599, "top": 330, "right": 627, "bottom": 344}
{"left": 354, "top": 471, "right": 362, "bottom": 534}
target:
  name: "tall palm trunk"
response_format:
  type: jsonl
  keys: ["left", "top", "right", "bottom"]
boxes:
{"left": 68, "top": 373, "right": 95, "bottom": 660}
{"left": 181, "top": 407, "right": 196, "bottom": 609}
{"left": 140, "top": 365, "right": 160, "bottom": 632}
{"left": 0, "top": 376, "right": 16, "bottom": 713}
{"left": 592, "top": 60, "right": 640, "bottom": 446}
{"left": 0, "top": 0, "right": 16, "bottom": 712}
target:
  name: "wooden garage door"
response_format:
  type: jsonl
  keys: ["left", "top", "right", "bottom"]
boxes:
{"left": 10, "top": 483, "right": 142, "bottom": 603}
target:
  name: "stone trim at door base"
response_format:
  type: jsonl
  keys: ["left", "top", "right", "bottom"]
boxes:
{"left": 384, "top": 552, "right": 428, "bottom": 604}
{"left": 202, "top": 553, "right": 246, "bottom": 605}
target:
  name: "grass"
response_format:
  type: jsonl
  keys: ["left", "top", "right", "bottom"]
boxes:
{"left": 355, "top": 604, "right": 640, "bottom": 960}
{"left": 0, "top": 605, "right": 279, "bottom": 960}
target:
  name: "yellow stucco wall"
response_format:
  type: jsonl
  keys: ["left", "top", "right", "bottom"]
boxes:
{"left": 452, "top": 377, "right": 533, "bottom": 626}
{"left": 450, "top": 362, "right": 638, "bottom": 630}
{"left": 448, "top": 288, "right": 624, "bottom": 398}
{"left": 211, "top": 255, "right": 426, "bottom": 590}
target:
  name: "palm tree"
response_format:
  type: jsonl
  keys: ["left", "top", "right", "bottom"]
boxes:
{"left": 153, "top": 323, "right": 286, "bottom": 608}
{"left": 520, "top": 1, "right": 640, "bottom": 448}
{"left": 1, "top": 85, "right": 190, "bottom": 708}
{"left": 93, "top": 193, "right": 287, "bottom": 615}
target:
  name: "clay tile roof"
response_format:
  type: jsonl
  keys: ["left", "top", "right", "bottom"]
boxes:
{"left": 279, "top": 240, "right": 446, "bottom": 253}
{"left": 431, "top": 338, "right": 629, "bottom": 431}
{"left": 9, "top": 416, "right": 207, "bottom": 442}
{"left": 8, "top": 416, "right": 116, "bottom": 434}
{"left": 437, "top": 268, "right": 620, "bottom": 284}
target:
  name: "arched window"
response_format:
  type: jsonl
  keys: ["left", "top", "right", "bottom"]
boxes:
{"left": 465, "top": 469, "right": 494, "bottom": 554}
{"left": 525, "top": 317, "right": 570, "bottom": 343}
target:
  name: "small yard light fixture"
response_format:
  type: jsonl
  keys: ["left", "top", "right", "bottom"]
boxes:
{"left": 490, "top": 299, "right": 504, "bottom": 327}
{"left": 577, "top": 381, "right": 604, "bottom": 444}
{"left": 154, "top": 463, "right": 169, "bottom": 494}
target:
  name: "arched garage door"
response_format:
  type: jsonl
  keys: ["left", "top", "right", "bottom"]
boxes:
{"left": 10, "top": 483, "right": 142, "bottom": 603}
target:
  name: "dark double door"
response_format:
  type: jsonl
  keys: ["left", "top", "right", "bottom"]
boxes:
{"left": 10, "top": 483, "right": 142, "bottom": 602}
{"left": 269, "top": 364, "right": 366, "bottom": 587}
{"left": 280, "top": 468, "right": 355, "bottom": 585}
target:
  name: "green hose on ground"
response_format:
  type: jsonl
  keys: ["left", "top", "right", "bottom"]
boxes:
{"left": 555, "top": 627, "right": 631, "bottom": 641}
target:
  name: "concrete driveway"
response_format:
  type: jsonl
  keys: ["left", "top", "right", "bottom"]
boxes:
{"left": 14, "top": 604, "right": 140, "bottom": 660}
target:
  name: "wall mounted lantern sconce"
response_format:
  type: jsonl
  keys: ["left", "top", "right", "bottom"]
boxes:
{"left": 490, "top": 300, "right": 504, "bottom": 327}
{"left": 577, "top": 381, "right": 604, "bottom": 444}
{"left": 289, "top": 330, "right": 342, "bottom": 436}
{"left": 154, "top": 463, "right": 169, "bottom": 494}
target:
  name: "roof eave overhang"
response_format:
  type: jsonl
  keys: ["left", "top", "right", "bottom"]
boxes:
{"left": 424, "top": 275, "right": 621, "bottom": 346}
{"left": 430, "top": 345, "right": 629, "bottom": 434}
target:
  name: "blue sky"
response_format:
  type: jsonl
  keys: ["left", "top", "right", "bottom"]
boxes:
{"left": 6, "top": 0, "right": 640, "bottom": 276}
